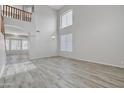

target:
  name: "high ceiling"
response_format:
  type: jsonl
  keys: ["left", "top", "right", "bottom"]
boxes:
{"left": 48, "top": 5, "right": 64, "bottom": 10}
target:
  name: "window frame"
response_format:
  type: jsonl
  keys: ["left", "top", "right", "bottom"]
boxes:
{"left": 5, "top": 39, "right": 10, "bottom": 51}
{"left": 60, "top": 33, "right": 73, "bottom": 52}
{"left": 10, "top": 39, "right": 22, "bottom": 51}
{"left": 5, "top": 38, "right": 29, "bottom": 51}
{"left": 22, "top": 40, "right": 29, "bottom": 50}
{"left": 60, "top": 9, "right": 73, "bottom": 29}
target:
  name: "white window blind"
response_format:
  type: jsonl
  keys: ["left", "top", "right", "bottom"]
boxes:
{"left": 22, "top": 40, "right": 28, "bottom": 50}
{"left": 11, "top": 40, "right": 21, "bottom": 50}
{"left": 5, "top": 39, "right": 29, "bottom": 51}
{"left": 6, "top": 39, "right": 10, "bottom": 51}
{"left": 61, "top": 35, "right": 66, "bottom": 51}
{"left": 60, "top": 34, "right": 72, "bottom": 52}
{"left": 61, "top": 10, "right": 72, "bottom": 28}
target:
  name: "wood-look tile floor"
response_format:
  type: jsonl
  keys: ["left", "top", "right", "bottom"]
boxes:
{"left": 0, "top": 55, "right": 124, "bottom": 88}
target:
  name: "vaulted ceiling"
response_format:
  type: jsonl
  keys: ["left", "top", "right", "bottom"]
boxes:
{"left": 48, "top": 5, "right": 64, "bottom": 10}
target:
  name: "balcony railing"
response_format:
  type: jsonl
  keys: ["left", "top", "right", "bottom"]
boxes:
{"left": 2, "top": 5, "right": 32, "bottom": 22}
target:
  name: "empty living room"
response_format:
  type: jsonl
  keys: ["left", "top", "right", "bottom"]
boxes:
{"left": 0, "top": 0, "right": 124, "bottom": 91}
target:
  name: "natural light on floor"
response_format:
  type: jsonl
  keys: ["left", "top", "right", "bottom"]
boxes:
{"left": 2, "top": 61, "right": 36, "bottom": 77}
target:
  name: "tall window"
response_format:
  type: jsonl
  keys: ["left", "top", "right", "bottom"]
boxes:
{"left": 22, "top": 40, "right": 28, "bottom": 50}
{"left": 6, "top": 39, "right": 10, "bottom": 51}
{"left": 61, "top": 10, "right": 73, "bottom": 28}
{"left": 60, "top": 34, "right": 72, "bottom": 52}
{"left": 5, "top": 39, "right": 28, "bottom": 51}
{"left": 11, "top": 40, "right": 21, "bottom": 50}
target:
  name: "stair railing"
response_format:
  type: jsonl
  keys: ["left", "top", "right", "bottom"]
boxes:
{"left": 2, "top": 5, "right": 32, "bottom": 22}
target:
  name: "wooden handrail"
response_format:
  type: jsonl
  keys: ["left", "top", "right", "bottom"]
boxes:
{"left": 0, "top": 16, "right": 1, "bottom": 33}
{"left": 2, "top": 5, "right": 32, "bottom": 22}
{"left": 0, "top": 16, "right": 5, "bottom": 35}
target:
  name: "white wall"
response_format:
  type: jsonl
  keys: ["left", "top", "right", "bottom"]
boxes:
{"left": 29, "top": 5, "right": 57, "bottom": 59}
{"left": 12, "top": 5, "right": 23, "bottom": 10}
{"left": 0, "top": 33, "right": 6, "bottom": 77}
{"left": 0, "top": 6, "right": 6, "bottom": 78}
{"left": 58, "top": 5, "right": 124, "bottom": 68}
{"left": 4, "top": 17, "right": 36, "bottom": 34}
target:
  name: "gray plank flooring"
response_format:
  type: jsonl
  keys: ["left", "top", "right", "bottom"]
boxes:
{"left": 0, "top": 55, "right": 124, "bottom": 88}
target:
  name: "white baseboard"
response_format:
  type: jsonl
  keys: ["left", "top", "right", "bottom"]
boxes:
{"left": 60, "top": 55, "right": 124, "bottom": 69}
